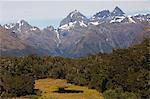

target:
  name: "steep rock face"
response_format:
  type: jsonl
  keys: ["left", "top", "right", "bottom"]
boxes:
{"left": 132, "top": 26, "right": 150, "bottom": 45}
{"left": 57, "top": 10, "right": 90, "bottom": 56}
{"left": 59, "top": 22, "right": 148, "bottom": 57}
{"left": 0, "top": 27, "right": 26, "bottom": 51}
{"left": 3, "top": 21, "right": 59, "bottom": 56}
{"left": 40, "top": 26, "right": 59, "bottom": 55}
{"left": 0, "top": 27, "right": 31, "bottom": 56}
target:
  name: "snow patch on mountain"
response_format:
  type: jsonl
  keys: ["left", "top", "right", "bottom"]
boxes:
{"left": 17, "top": 20, "right": 23, "bottom": 26}
{"left": 30, "top": 27, "right": 38, "bottom": 31}
{"left": 55, "top": 29, "right": 61, "bottom": 47}
{"left": 79, "top": 21, "right": 87, "bottom": 27}
{"left": 110, "top": 16, "right": 125, "bottom": 23}
{"left": 128, "top": 16, "right": 136, "bottom": 23}
{"left": 59, "top": 21, "right": 77, "bottom": 30}
{"left": 90, "top": 21, "right": 99, "bottom": 25}
{"left": 17, "top": 20, "right": 25, "bottom": 32}
{"left": 4, "top": 25, "right": 10, "bottom": 29}
{"left": 3, "top": 23, "right": 15, "bottom": 29}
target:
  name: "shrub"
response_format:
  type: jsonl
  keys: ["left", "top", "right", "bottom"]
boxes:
{"left": 103, "top": 88, "right": 138, "bottom": 99}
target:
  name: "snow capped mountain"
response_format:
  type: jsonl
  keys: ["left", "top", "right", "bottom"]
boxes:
{"left": 90, "top": 6, "right": 150, "bottom": 25}
{"left": 3, "top": 20, "right": 34, "bottom": 34}
{"left": 59, "top": 10, "right": 89, "bottom": 31}
{"left": 90, "top": 6, "right": 126, "bottom": 25}
{"left": 59, "top": 6, "right": 137, "bottom": 31}
{"left": 56, "top": 7, "right": 150, "bottom": 57}
{"left": 133, "top": 14, "right": 150, "bottom": 22}
{"left": 1, "top": 7, "right": 150, "bottom": 57}
{"left": 2, "top": 20, "right": 60, "bottom": 56}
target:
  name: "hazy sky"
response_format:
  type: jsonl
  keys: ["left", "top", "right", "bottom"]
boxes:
{"left": 0, "top": 0, "right": 150, "bottom": 28}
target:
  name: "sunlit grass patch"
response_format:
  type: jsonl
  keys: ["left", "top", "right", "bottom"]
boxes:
{"left": 35, "top": 78, "right": 103, "bottom": 99}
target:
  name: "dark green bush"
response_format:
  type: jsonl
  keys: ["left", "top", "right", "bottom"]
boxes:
{"left": 103, "top": 88, "right": 138, "bottom": 99}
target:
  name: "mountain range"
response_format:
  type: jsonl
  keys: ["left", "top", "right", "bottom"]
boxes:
{"left": 0, "top": 6, "right": 150, "bottom": 57}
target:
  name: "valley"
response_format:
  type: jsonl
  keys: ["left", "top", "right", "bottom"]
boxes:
{"left": 0, "top": 4, "right": 150, "bottom": 99}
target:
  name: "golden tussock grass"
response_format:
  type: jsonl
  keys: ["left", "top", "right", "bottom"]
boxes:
{"left": 34, "top": 78, "right": 104, "bottom": 99}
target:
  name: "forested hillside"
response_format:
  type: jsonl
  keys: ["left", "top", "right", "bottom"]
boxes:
{"left": 0, "top": 39, "right": 149, "bottom": 99}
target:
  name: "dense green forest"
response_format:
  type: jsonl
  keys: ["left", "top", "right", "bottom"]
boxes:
{"left": 0, "top": 39, "right": 150, "bottom": 99}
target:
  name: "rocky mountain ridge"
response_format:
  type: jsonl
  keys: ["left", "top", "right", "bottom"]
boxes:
{"left": 1, "top": 6, "right": 150, "bottom": 57}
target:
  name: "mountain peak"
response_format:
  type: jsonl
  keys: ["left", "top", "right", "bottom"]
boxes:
{"left": 111, "top": 6, "right": 125, "bottom": 16}
{"left": 59, "top": 10, "right": 88, "bottom": 27}
{"left": 93, "top": 10, "right": 110, "bottom": 18}
{"left": 70, "top": 9, "right": 79, "bottom": 14}
{"left": 3, "top": 19, "right": 33, "bottom": 32}
{"left": 18, "top": 19, "right": 27, "bottom": 23}
{"left": 114, "top": 6, "right": 120, "bottom": 10}
{"left": 17, "top": 19, "right": 29, "bottom": 26}
{"left": 68, "top": 10, "right": 85, "bottom": 18}
{"left": 45, "top": 25, "right": 55, "bottom": 31}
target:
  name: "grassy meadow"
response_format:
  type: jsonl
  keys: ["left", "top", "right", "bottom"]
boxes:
{"left": 34, "top": 78, "right": 104, "bottom": 99}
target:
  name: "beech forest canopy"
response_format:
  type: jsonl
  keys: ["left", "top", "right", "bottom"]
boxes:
{"left": 0, "top": 39, "right": 150, "bottom": 99}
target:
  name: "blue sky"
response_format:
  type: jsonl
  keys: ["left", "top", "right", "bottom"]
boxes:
{"left": 0, "top": 0, "right": 150, "bottom": 28}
